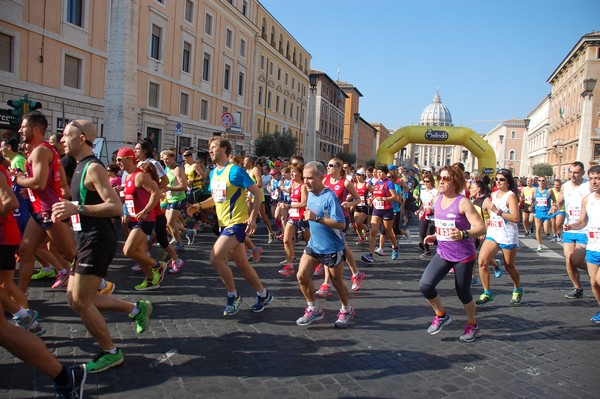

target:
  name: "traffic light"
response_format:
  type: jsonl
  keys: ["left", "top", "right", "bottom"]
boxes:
{"left": 7, "top": 98, "right": 23, "bottom": 129}
{"left": 24, "top": 99, "right": 42, "bottom": 115}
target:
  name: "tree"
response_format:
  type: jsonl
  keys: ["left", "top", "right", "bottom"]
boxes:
{"left": 334, "top": 151, "right": 356, "bottom": 166}
{"left": 532, "top": 162, "right": 554, "bottom": 177}
{"left": 253, "top": 131, "right": 298, "bottom": 159}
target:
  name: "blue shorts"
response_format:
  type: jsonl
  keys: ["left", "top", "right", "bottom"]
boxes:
{"left": 534, "top": 211, "right": 551, "bottom": 222}
{"left": 485, "top": 236, "right": 519, "bottom": 250}
{"left": 562, "top": 232, "right": 588, "bottom": 245}
{"left": 550, "top": 211, "right": 566, "bottom": 218}
{"left": 586, "top": 250, "right": 600, "bottom": 265}
{"left": 219, "top": 223, "right": 247, "bottom": 243}
{"left": 304, "top": 245, "right": 346, "bottom": 268}
{"left": 166, "top": 199, "right": 186, "bottom": 211}
{"left": 32, "top": 211, "right": 54, "bottom": 230}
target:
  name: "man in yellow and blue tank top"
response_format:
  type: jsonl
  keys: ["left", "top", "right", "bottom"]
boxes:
{"left": 189, "top": 137, "right": 272, "bottom": 316}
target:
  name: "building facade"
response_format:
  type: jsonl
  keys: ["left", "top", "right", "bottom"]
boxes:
{"left": 483, "top": 119, "right": 526, "bottom": 175}
{"left": 522, "top": 95, "right": 551, "bottom": 177}
{"left": 0, "top": 0, "right": 310, "bottom": 161}
{"left": 547, "top": 31, "right": 600, "bottom": 175}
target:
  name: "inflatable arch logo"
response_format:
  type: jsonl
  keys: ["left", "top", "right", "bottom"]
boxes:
{"left": 375, "top": 126, "right": 497, "bottom": 175}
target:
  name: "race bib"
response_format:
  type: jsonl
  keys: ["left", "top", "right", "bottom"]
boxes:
{"left": 212, "top": 181, "right": 227, "bottom": 203}
{"left": 27, "top": 188, "right": 36, "bottom": 202}
{"left": 489, "top": 213, "right": 505, "bottom": 229}
{"left": 525, "top": 195, "right": 533, "bottom": 203}
{"left": 125, "top": 198, "right": 136, "bottom": 216}
{"left": 70, "top": 201, "right": 81, "bottom": 231}
{"left": 568, "top": 207, "right": 581, "bottom": 218}
{"left": 435, "top": 219, "right": 456, "bottom": 241}
{"left": 271, "top": 191, "right": 279, "bottom": 200}
{"left": 359, "top": 197, "right": 365, "bottom": 206}
{"left": 536, "top": 197, "right": 548, "bottom": 207}
{"left": 289, "top": 207, "right": 300, "bottom": 218}
{"left": 166, "top": 190, "right": 173, "bottom": 200}
{"left": 373, "top": 199, "right": 385, "bottom": 210}
{"left": 589, "top": 226, "right": 599, "bottom": 243}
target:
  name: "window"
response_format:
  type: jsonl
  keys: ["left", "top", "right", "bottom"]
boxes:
{"left": 149, "top": 82, "right": 160, "bottom": 108}
{"left": 260, "top": 55, "right": 265, "bottom": 69}
{"left": 267, "top": 91, "right": 272, "bottom": 109}
{"left": 509, "top": 150, "right": 516, "bottom": 161}
{"left": 204, "top": 13, "right": 213, "bottom": 35}
{"left": 242, "top": 0, "right": 248, "bottom": 16}
{"left": 276, "top": 95, "right": 280, "bottom": 112}
{"left": 224, "top": 64, "right": 231, "bottom": 90}
{"left": 289, "top": 103, "right": 293, "bottom": 118}
{"left": 227, "top": 0, "right": 233, "bottom": 4}
{"left": 202, "top": 52, "right": 211, "bottom": 81}
{"left": 283, "top": 99, "right": 287, "bottom": 115}
{"left": 64, "top": 55, "right": 81, "bottom": 89}
{"left": 285, "top": 73, "right": 288, "bottom": 85}
{"left": 269, "top": 61, "right": 273, "bottom": 76}
{"left": 258, "top": 86, "right": 263, "bottom": 105}
{"left": 226, "top": 29, "right": 233, "bottom": 49}
{"left": 291, "top": 77, "right": 295, "bottom": 89}
{"left": 184, "top": 0, "right": 194, "bottom": 23}
{"left": 238, "top": 72, "right": 244, "bottom": 96}
{"left": 277, "top": 67, "right": 281, "bottom": 81}
{"left": 180, "top": 93, "right": 189, "bottom": 116}
{"left": 182, "top": 41, "right": 191, "bottom": 73}
{"left": 0, "top": 33, "right": 13, "bottom": 72}
{"left": 151, "top": 25, "right": 161, "bottom": 60}
{"left": 67, "top": 0, "right": 83, "bottom": 27}
{"left": 240, "top": 38, "right": 246, "bottom": 58}
{"left": 511, "top": 130, "right": 516, "bottom": 139}
{"left": 200, "top": 99, "right": 208, "bottom": 120}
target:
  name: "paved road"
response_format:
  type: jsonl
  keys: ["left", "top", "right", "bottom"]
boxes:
{"left": 2, "top": 225, "right": 599, "bottom": 398}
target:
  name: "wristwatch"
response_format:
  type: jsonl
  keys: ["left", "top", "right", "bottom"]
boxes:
{"left": 315, "top": 216, "right": 323, "bottom": 223}
{"left": 462, "top": 230, "right": 470, "bottom": 240}
{"left": 77, "top": 205, "right": 85, "bottom": 215}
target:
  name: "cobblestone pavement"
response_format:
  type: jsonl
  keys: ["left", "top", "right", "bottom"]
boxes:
{"left": 1, "top": 225, "right": 599, "bottom": 398}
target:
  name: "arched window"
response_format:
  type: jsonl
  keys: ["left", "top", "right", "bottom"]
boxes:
{"left": 261, "top": 18, "right": 266, "bottom": 39}
{"left": 509, "top": 150, "right": 516, "bottom": 161}
{"left": 270, "top": 27, "right": 275, "bottom": 46}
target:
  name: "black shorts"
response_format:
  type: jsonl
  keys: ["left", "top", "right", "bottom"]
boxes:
{"left": 128, "top": 221, "right": 155, "bottom": 235}
{"left": 186, "top": 189, "right": 205, "bottom": 204}
{"left": 355, "top": 205, "right": 369, "bottom": 215}
{"left": 32, "top": 211, "right": 54, "bottom": 230}
{"left": 304, "top": 245, "right": 346, "bottom": 268}
{"left": 0, "top": 245, "right": 18, "bottom": 271}
{"left": 73, "top": 238, "right": 117, "bottom": 278}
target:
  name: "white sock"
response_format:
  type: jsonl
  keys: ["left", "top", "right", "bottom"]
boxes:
{"left": 257, "top": 288, "right": 267, "bottom": 298}
{"left": 307, "top": 302, "right": 317, "bottom": 311}
{"left": 227, "top": 290, "right": 238, "bottom": 298}
{"left": 129, "top": 304, "right": 140, "bottom": 318}
{"left": 98, "top": 279, "right": 107, "bottom": 290}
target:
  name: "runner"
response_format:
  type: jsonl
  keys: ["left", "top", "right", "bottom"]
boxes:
{"left": 563, "top": 165, "right": 600, "bottom": 322}
{"left": 353, "top": 168, "right": 370, "bottom": 244}
{"left": 550, "top": 179, "right": 565, "bottom": 242}
{"left": 118, "top": 147, "right": 166, "bottom": 290}
{"left": 160, "top": 149, "right": 190, "bottom": 251}
{"left": 532, "top": 176, "right": 556, "bottom": 252}
{"left": 521, "top": 177, "right": 535, "bottom": 236}
{"left": 419, "top": 165, "right": 485, "bottom": 342}
{"left": 243, "top": 156, "right": 276, "bottom": 243}
{"left": 296, "top": 161, "right": 355, "bottom": 328}
{"left": 189, "top": 138, "right": 273, "bottom": 315}
{"left": 476, "top": 169, "right": 522, "bottom": 306}
{"left": 52, "top": 121, "right": 152, "bottom": 373}
{"left": 11, "top": 111, "right": 75, "bottom": 294}
{"left": 417, "top": 176, "right": 439, "bottom": 258}
{"left": 554, "top": 162, "right": 591, "bottom": 299}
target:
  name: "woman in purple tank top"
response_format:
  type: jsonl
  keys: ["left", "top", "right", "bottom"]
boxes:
{"left": 419, "top": 165, "right": 486, "bottom": 342}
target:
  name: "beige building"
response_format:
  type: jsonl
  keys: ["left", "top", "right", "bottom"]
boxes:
{"left": 547, "top": 31, "right": 600, "bottom": 176}
{"left": 522, "top": 95, "right": 551, "bottom": 177}
{"left": 254, "top": 6, "right": 310, "bottom": 156}
{"left": 0, "top": 0, "right": 309, "bottom": 160}
{"left": 483, "top": 119, "right": 527, "bottom": 175}
{"left": 307, "top": 70, "right": 345, "bottom": 162}
{"left": 371, "top": 122, "right": 392, "bottom": 165}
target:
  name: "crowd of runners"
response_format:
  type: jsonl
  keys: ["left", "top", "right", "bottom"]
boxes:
{"left": 1, "top": 111, "right": 599, "bottom": 397}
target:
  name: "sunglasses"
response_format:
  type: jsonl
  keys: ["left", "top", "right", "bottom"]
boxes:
{"left": 116, "top": 156, "right": 133, "bottom": 162}
{"left": 183, "top": 153, "right": 192, "bottom": 157}
{"left": 539, "top": 179, "right": 546, "bottom": 182}
{"left": 327, "top": 163, "right": 339, "bottom": 168}
{"left": 496, "top": 177, "right": 507, "bottom": 182}
{"left": 440, "top": 176, "right": 452, "bottom": 182}
{"left": 423, "top": 180, "right": 431, "bottom": 183}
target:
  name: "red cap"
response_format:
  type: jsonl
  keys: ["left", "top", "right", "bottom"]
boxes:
{"left": 116, "top": 147, "right": 136, "bottom": 161}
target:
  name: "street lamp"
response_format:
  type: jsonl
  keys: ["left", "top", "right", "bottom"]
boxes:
{"left": 305, "top": 74, "right": 318, "bottom": 162}
{"left": 499, "top": 134, "right": 505, "bottom": 169}
{"left": 352, "top": 112, "right": 359, "bottom": 160}
{"left": 582, "top": 78, "right": 597, "bottom": 98}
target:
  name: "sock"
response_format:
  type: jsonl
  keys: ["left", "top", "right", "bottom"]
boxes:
{"left": 227, "top": 290, "right": 238, "bottom": 298}
{"left": 129, "top": 304, "right": 140, "bottom": 318}
{"left": 42, "top": 266, "right": 53, "bottom": 273}
{"left": 468, "top": 321, "right": 478, "bottom": 326}
{"left": 307, "top": 302, "right": 317, "bottom": 311}
{"left": 14, "top": 307, "right": 29, "bottom": 318}
{"left": 105, "top": 347, "right": 118, "bottom": 355}
{"left": 257, "top": 288, "right": 267, "bottom": 298}
{"left": 514, "top": 287, "right": 523, "bottom": 293}
{"left": 57, "top": 269, "right": 68, "bottom": 275}
{"left": 53, "top": 366, "right": 69, "bottom": 387}
{"left": 484, "top": 289, "right": 492, "bottom": 295}
{"left": 341, "top": 304, "right": 351, "bottom": 312}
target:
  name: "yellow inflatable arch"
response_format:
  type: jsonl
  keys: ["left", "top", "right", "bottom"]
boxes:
{"left": 375, "top": 126, "right": 497, "bottom": 176}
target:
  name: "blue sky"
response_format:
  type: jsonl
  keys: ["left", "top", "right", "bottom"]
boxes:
{"left": 259, "top": 0, "right": 600, "bottom": 134}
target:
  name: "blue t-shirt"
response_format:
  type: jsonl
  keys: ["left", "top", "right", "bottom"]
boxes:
{"left": 306, "top": 187, "right": 345, "bottom": 254}
{"left": 392, "top": 183, "right": 401, "bottom": 212}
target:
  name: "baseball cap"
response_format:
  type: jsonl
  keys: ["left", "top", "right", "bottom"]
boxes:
{"left": 269, "top": 168, "right": 278, "bottom": 175}
{"left": 387, "top": 164, "right": 397, "bottom": 171}
{"left": 356, "top": 168, "right": 366, "bottom": 175}
{"left": 116, "top": 147, "right": 136, "bottom": 160}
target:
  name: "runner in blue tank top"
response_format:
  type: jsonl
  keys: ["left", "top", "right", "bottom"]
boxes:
{"left": 532, "top": 176, "right": 556, "bottom": 252}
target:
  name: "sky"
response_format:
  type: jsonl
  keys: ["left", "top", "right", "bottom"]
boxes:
{"left": 259, "top": 0, "right": 600, "bottom": 134}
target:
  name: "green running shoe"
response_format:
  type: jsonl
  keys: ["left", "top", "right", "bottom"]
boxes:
{"left": 31, "top": 268, "right": 56, "bottom": 280}
{"left": 223, "top": 295, "right": 242, "bottom": 316}
{"left": 476, "top": 293, "right": 494, "bottom": 305}
{"left": 511, "top": 288, "right": 523, "bottom": 305}
{"left": 134, "top": 278, "right": 159, "bottom": 291}
{"left": 85, "top": 348, "right": 124, "bottom": 373}
{"left": 132, "top": 299, "right": 153, "bottom": 334}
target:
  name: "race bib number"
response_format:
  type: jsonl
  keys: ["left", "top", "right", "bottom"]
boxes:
{"left": 166, "top": 190, "right": 173, "bottom": 200}
{"left": 589, "top": 226, "right": 599, "bottom": 243}
{"left": 568, "top": 207, "right": 581, "bottom": 219}
{"left": 525, "top": 195, "right": 533, "bottom": 203}
{"left": 489, "top": 213, "right": 505, "bottom": 229}
{"left": 435, "top": 219, "right": 456, "bottom": 242}
{"left": 373, "top": 199, "right": 385, "bottom": 210}
{"left": 125, "top": 198, "right": 136, "bottom": 216}
{"left": 271, "top": 191, "right": 279, "bottom": 200}
{"left": 27, "top": 188, "right": 36, "bottom": 202}
{"left": 212, "top": 181, "right": 227, "bottom": 203}
{"left": 536, "top": 197, "right": 548, "bottom": 207}
{"left": 70, "top": 201, "right": 81, "bottom": 231}
{"left": 289, "top": 207, "right": 300, "bottom": 218}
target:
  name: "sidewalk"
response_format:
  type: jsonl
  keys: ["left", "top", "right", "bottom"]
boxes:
{"left": 1, "top": 227, "right": 598, "bottom": 398}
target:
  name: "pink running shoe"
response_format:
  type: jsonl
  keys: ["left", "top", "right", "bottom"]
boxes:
{"left": 168, "top": 258, "right": 184, "bottom": 274}
{"left": 316, "top": 283, "right": 332, "bottom": 297}
{"left": 51, "top": 271, "right": 69, "bottom": 289}
{"left": 312, "top": 264, "right": 324, "bottom": 278}
{"left": 278, "top": 264, "right": 295, "bottom": 276}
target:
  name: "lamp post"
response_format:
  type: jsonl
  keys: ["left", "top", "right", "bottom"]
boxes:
{"left": 499, "top": 134, "right": 505, "bottom": 169}
{"left": 576, "top": 78, "right": 597, "bottom": 167}
{"left": 352, "top": 112, "right": 360, "bottom": 162}
{"left": 305, "top": 74, "right": 318, "bottom": 162}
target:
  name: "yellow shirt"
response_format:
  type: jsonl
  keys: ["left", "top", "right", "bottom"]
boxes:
{"left": 184, "top": 163, "right": 202, "bottom": 190}
{"left": 210, "top": 163, "right": 251, "bottom": 227}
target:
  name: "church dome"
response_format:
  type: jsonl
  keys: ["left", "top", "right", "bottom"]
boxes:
{"left": 419, "top": 90, "right": 453, "bottom": 126}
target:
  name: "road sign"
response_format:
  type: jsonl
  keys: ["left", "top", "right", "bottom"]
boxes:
{"left": 221, "top": 112, "right": 234, "bottom": 129}
{"left": 175, "top": 122, "right": 183, "bottom": 136}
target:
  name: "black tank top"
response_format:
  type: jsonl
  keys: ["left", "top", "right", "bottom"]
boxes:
{"left": 71, "top": 155, "right": 117, "bottom": 243}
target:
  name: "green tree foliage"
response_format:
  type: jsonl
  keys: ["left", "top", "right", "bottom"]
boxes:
{"left": 254, "top": 131, "right": 298, "bottom": 158}
{"left": 532, "top": 162, "right": 554, "bottom": 177}
{"left": 334, "top": 151, "right": 356, "bottom": 166}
